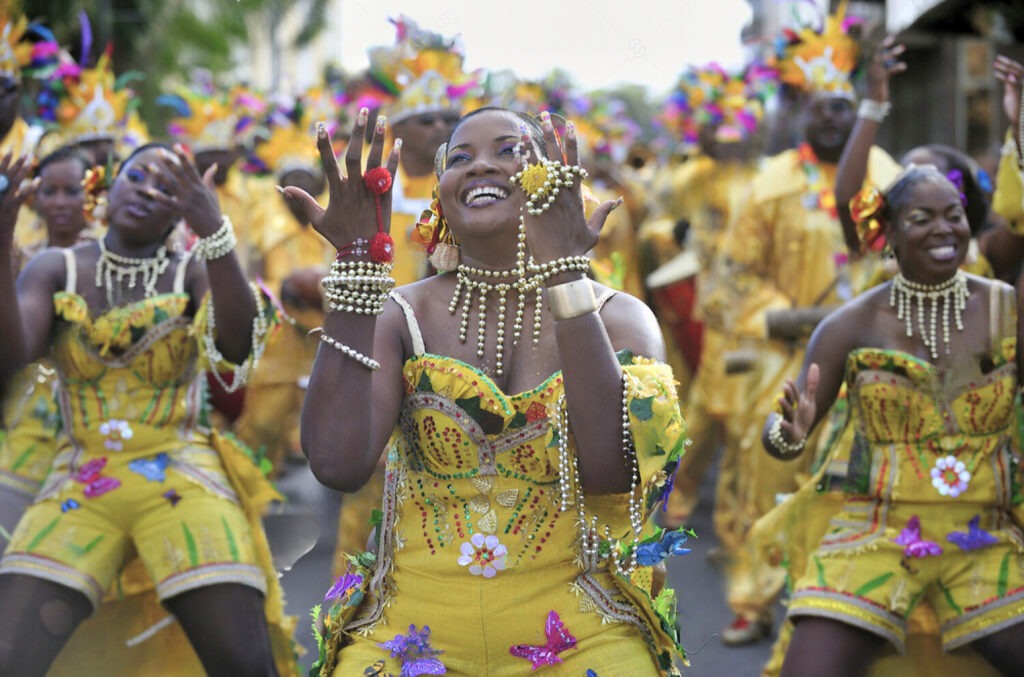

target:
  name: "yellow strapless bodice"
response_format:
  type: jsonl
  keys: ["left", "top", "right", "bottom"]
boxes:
{"left": 846, "top": 344, "right": 1018, "bottom": 505}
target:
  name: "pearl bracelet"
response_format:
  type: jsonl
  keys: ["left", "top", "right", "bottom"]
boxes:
{"left": 532, "top": 255, "right": 592, "bottom": 282}
{"left": 315, "top": 329, "right": 380, "bottom": 370}
{"left": 193, "top": 216, "right": 237, "bottom": 261}
{"left": 768, "top": 413, "right": 806, "bottom": 457}
{"left": 547, "top": 278, "right": 598, "bottom": 321}
{"left": 857, "top": 99, "right": 892, "bottom": 123}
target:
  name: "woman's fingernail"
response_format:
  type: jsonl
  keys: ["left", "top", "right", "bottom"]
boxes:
{"left": 316, "top": 121, "right": 327, "bottom": 139}
{"left": 275, "top": 185, "right": 285, "bottom": 194}
{"left": 566, "top": 120, "right": 576, "bottom": 138}
{"left": 357, "top": 108, "right": 369, "bottom": 126}
{"left": 376, "top": 115, "right": 387, "bottom": 134}
{"left": 394, "top": 138, "right": 403, "bottom": 151}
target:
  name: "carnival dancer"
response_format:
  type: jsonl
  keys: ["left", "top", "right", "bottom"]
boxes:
{"left": 0, "top": 144, "right": 296, "bottom": 676}
{"left": 764, "top": 163, "right": 1024, "bottom": 677}
{"left": 715, "top": 1, "right": 902, "bottom": 645}
{"left": 289, "top": 106, "right": 690, "bottom": 675}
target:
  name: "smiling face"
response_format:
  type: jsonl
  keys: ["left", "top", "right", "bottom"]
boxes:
{"left": 104, "top": 146, "right": 179, "bottom": 245}
{"left": 438, "top": 109, "right": 535, "bottom": 254}
{"left": 34, "top": 156, "right": 89, "bottom": 243}
{"left": 887, "top": 171, "right": 969, "bottom": 285}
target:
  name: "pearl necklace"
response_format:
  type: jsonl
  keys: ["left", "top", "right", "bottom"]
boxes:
{"left": 449, "top": 212, "right": 538, "bottom": 376}
{"left": 890, "top": 271, "right": 969, "bottom": 359}
{"left": 95, "top": 238, "right": 170, "bottom": 308}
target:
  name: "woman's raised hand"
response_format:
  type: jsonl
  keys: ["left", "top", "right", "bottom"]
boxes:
{"left": 866, "top": 35, "right": 907, "bottom": 102}
{"left": 994, "top": 55, "right": 1024, "bottom": 131}
{"left": 778, "top": 363, "right": 819, "bottom": 445}
{"left": 281, "top": 108, "right": 401, "bottom": 251}
{"left": 515, "top": 112, "right": 620, "bottom": 265}
{"left": 0, "top": 153, "right": 36, "bottom": 245}
{"left": 147, "top": 145, "right": 223, "bottom": 237}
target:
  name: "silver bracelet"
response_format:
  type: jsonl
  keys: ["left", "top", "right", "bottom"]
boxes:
{"left": 768, "top": 413, "right": 806, "bottom": 457}
{"left": 857, "top": 99, "right": 892, "bottom": 123}
{"left": 317, "top": 330, "right": 380, "bottom": 370}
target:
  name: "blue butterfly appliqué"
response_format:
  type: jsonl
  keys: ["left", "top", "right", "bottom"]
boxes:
{"left": 128, "top": 452, "right": 170, "bottom": 482}
{"left": 946, "top": 514, "right": 999, "bottom": 552}
{"left": 635, "top": 528, "right": 693, "bottom": 567}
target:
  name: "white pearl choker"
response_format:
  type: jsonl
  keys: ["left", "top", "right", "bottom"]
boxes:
{"left": 890, "top": 271, "right": 969, "bottom": 359}
{"left": 96, "top": 238, "right": 170, "bottom": 307}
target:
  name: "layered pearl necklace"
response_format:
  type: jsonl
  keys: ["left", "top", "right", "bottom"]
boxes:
{"left": 95, "top": 238, "right": 170, "bottom": 308}
{"left": 890, "top": 271, "right": 969, "bottom": 359}
{"left": 448, "top": 216, "right": 539, "bottom": 376}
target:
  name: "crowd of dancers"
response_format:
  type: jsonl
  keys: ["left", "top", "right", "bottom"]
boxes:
{"left": 1, "top": 1, "right": 1024, "bottom": 675}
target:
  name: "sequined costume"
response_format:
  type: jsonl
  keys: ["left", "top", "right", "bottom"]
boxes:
{"left": 314, "top": 292, "right": 689, "bottom": 676}
{"left": 0, "top": 249, "right": 298, "bottom": 675}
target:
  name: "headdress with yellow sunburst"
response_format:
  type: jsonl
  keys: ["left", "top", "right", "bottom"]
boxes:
{"left": 775, "top": 0, "right": 861, "bottom": 96}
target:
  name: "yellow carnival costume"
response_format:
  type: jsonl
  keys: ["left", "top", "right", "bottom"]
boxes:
{"left": 314, "top": 293, "right": 689, "bottom": 676}
{"left": 757, "top": 283, "right": 1024, "bottom": 675}
{"left": 720, "top": 144, "right": 900, "bottom": 621}
{"left": 0, "top": 249, "right": 298, "bottom": 675}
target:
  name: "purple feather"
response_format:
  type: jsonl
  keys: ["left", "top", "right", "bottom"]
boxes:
{"left": 78, "top": 11, "right": 92, "bottom": 67}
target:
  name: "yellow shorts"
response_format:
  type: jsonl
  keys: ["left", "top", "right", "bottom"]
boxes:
{"left": 789, "top": 502, "right": 1024, "bottom": 653}
{"left": 0, "top": 450, "right": 264, "bottom": 610}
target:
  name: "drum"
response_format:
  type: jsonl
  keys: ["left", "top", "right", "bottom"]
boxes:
{"left": 646, "top": 249, "right": 704, "bottom": 372}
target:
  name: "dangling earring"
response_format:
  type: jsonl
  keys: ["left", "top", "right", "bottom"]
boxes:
{"left": 426, "top": 186, "right": 460, "bottom": 272}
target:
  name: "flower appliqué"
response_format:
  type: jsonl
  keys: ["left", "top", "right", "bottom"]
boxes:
{"left": 377, "top": 624, "right": 446, "bottom": 677}
{"left": 324, "top": 571, "right": 365, "bottom": 608}
{"left": 931, "top": 455, "right": 971, "bottom": 497}
{"left": 99, "top": 418, "right": 134, "bottom": 451}
{"left": 457, "top": 533, "right": 508, "bottom": 578}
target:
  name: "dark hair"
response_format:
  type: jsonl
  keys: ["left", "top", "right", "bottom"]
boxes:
{"left": 898, "top": 144, "right": 989, "bottom": 235}
{"left": 440, "top": 107, "right": 547, "bottom": 172}
{"left": 118, "top": 142, "right": 176, "bottom": 173}
{"left": 35, "top": 145, "right": 91, "bottom": 177}
{"left": 883, "top": 165, "right": 961, "bottom": 225}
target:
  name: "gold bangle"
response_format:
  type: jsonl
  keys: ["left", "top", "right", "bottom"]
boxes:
{"left": 547, "top": 278, "right": 597, "bottom": 321}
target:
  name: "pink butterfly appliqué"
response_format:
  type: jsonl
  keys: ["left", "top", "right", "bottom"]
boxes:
{"left": 893, "top": 515, "right": 942, "bottom": 573}
{"left": 509, "top": 610, "right": 578, "bottom": 670}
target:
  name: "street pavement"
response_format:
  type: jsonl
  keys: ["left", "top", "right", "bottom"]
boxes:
{"left": 277, "top": 447, "right": 778, "bottom": 676}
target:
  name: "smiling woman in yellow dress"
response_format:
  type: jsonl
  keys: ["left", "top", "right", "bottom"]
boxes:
{"left": 286, "top": 106, "right": 691, "bottom": 675}
{"left": 766, "top": 165, "right": 1024, "bottom": 676}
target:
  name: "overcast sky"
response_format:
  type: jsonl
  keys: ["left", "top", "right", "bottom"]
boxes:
{"left": 335, "top": 0, "right": 754, "bottom": 96}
